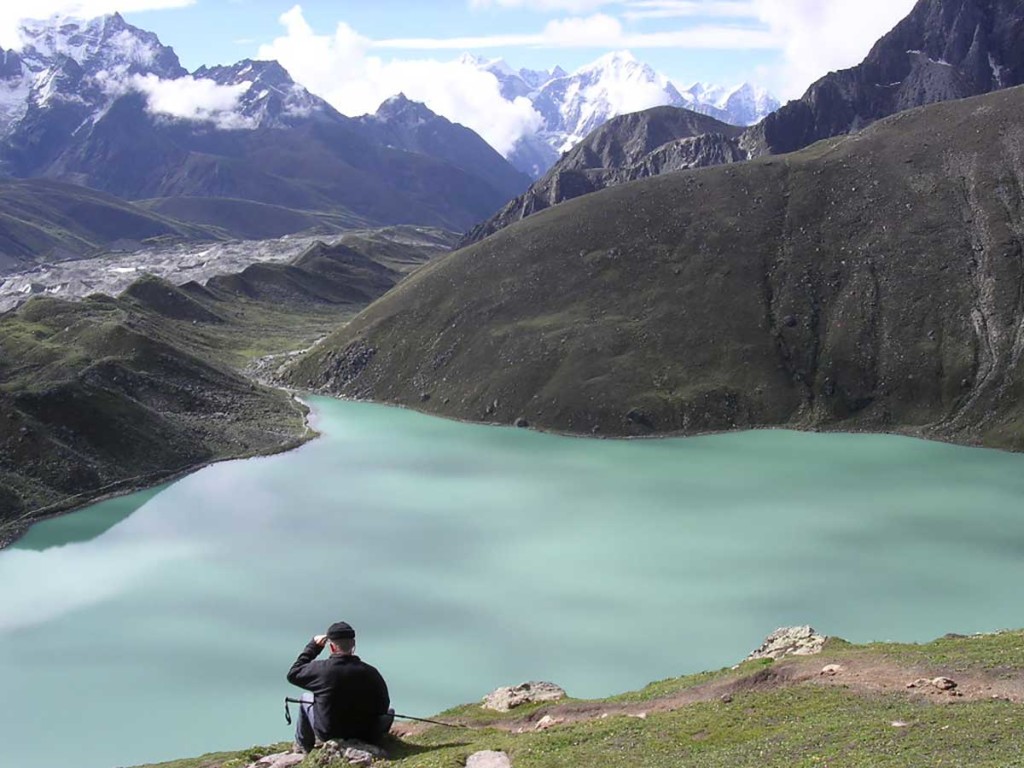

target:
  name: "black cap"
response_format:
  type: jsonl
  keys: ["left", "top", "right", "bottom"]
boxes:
{"left": 327, "top": 621, "right": 355, "bottom": 640}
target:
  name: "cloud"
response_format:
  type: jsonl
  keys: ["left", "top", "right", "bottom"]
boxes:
{"left": 129, "top": 73, "right": 254, "bottom": 130}
{"left": 469, "top": 0, "right": 615, "bottom": 11}
{"left": 375, "top": 12, "right": 777, "bottom": 50}
{"left": 0, "top": 0, "right": 194, "bottom": 49}
{"left": 751, "top": 0, "right": 918, "bottom": 98}
{"left": 258, "top": 5, "right": 542, "bottom": 156}
{"left": 622, "top": 1, "right": 757, "bottom": 21}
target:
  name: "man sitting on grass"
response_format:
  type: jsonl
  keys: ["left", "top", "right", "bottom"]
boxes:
{"left": 287, "top": 621, "right": 393, "bottom": 752}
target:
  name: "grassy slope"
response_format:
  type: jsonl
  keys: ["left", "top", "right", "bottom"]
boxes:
{"left": 135, "top": 631, "right": 1024, "bottom": 768}
{"left": 0, "top": 178, "right": 219, "bottom": 272}
{"left": 138, "top": 197, "right": 375, "bottom": 241}
{"left": 0, "top": 228, "right": 454, "bottom": 538}
{"left": 285, "top": 86, "right": 1024, "bottom": 451}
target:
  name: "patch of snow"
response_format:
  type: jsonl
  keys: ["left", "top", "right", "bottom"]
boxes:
{"left": 989, "top": 54, "right": 1006, "bottom": 86}
{"left": 0, "top": 77, "right": 30, "bottom": 135}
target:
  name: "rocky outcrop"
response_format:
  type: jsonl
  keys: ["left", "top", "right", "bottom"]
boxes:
{"left": 745, "top": 0, "right": 1024, "bottom": 158}
{"left": 482, "top": 681, "right": 567, "bottom": 711}
{"left": 746, "top": 627, "right": 828, "bottom": 661}
{"left": 462, "top": 107, "right": 743, "bottom": 245}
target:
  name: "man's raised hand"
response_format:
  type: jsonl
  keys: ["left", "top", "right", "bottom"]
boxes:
{"left": 313, "top": 634, "right": 327, "bottom": 647}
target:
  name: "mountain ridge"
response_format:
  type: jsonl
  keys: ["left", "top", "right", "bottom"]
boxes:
{"left": 284, "top": 84, "right": 1024, "bottom": 453}
{"left": 0, "top": 15, "right": 529, "bottom": 238}
{"left": 466, "top": 0, "right": 1024, "bottom": 243}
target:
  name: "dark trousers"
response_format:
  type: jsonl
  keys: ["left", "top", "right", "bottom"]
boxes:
{"left": 295, "top": 692, "right": 395, "bottom": 750}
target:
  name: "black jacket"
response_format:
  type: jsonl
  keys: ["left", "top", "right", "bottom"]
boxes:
{"left": 286, "top": 641, "right": 390, "bottom": 742}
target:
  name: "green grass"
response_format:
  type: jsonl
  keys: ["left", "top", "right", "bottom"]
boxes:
{"left": 132, "top": 632, "right": 1024, "bottom": 768}
{"left": 863, "top": 631, "right": 1024, "bottom": 676}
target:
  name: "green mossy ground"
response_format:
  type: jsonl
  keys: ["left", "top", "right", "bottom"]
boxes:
{"left": 135, "top": 631, "right": 1024, "bottom": 768}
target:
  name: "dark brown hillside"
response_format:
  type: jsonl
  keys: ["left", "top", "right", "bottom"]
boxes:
{"left": 284, "top": 86, "right": 1024, "bottom": 451}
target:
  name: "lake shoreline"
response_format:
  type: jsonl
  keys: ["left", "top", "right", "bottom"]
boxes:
{"left": 6, "top": 386, "right": 1019, "bottom": 549}
{"left": 0, "top": 394, "right": 318, "bottom": 550}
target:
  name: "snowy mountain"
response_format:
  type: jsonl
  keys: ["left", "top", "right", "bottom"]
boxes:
{"left": 683, "top": 81, "right": 780, "bottom": 126}
{"left": 0, "top": 14, "right": 529, "bottom": 234}
{"left": 462, "top": 51, "right": 778, "bottom": 178}
{"left": 0, "top": 14, "right": 182, "bottom": 142}
{"left": 192, "top": 59, "right": 333, "bottom": 129}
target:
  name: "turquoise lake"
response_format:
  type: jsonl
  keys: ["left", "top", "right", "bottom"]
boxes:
{"left": 2, "top": 396, "right": 1024, "bottom": 768}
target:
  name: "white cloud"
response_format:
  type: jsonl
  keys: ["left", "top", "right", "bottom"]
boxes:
{"left": 469, "top": 0, "right": 615, "bottom": 11}
{"left": 258, "top": 5, "right": 542, "bottom": 156}
{"left": 375, "top": 12, "right": 777, "bottom": 50}
{"left": 0, "top": 0, "right": 194, "bottom": 50}
{"left": 751, "top": 0, "right": 917, "bottom": 98}
{"left": 129, "top": 73, "right": 254, "bottom": 130}
{"left": 622, "top": 1, "right": 757, "bottom": 21}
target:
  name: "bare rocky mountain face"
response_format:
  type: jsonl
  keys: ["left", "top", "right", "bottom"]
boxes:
{"left": 463, "top": 107, "right": 745, "bottom": 244}
{"left": 744, "top": 0, "right": 1024, "bottom": 157}
{"left": 0, "top": 14, "right": 529, "bottom": 240}
{"left": 284, "top": 85, "right": 1024, "bottom": 453}
{"left": 466, "top": 0, "right": 1024, "bottom": 244}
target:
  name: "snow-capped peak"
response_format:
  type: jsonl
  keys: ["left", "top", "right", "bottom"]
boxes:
{"left": 580, "top": 49, "right": 637, "bottom": 70}
{"left": 192, "top": 59, "right": 330, "bottom": 127}
{"left": 16, "top": 13, "right": 183, "bottom": 79}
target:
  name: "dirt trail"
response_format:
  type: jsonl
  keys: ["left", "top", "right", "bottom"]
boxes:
{"left": 392, "top": 652, "right": 1024, "bottom": 737}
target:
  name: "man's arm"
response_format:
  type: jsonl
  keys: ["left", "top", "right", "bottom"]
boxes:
{"left": 286, "top": 635, "right": 327, "bottom": 687}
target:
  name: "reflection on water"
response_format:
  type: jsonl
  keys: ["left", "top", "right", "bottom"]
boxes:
{"left": 13, "top": 483, "right": 171, "bottom": 551}
{"left": 1, "top": 396, "right": 1023, "bottom": 768}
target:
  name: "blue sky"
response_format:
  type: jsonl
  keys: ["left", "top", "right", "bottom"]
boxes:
{"left": 121, "top": 0, "right": 785, "bottom": 89}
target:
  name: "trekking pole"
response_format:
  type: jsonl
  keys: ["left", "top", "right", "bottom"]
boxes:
{"left": 284, "top": 697, "right": 469, "bottom": 729}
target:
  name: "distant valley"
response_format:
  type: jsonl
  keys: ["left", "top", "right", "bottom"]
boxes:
{"left": 0, "top": 228, "right": 454, "bottom": 538}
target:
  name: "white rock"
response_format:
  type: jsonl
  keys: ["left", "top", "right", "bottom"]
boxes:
{"left": 466, "top": 750, "right": 513, "bottom": 768}
{"left": 745, "top": 626, "right": 828, "bottom": 661}
{"left": 248, "top": 753, "right": 304, "bottom": 768}
{"left": 535, "top": 714, "right": 564, "bottom": 731}
{"left": 482, "top": 681, "right": 567, "bottom": 711}
{"left": 820, "top": 664, "right": 843, "bottom": 676}
{"left": 342, "top": 749, "right": 374, "bottom": 767}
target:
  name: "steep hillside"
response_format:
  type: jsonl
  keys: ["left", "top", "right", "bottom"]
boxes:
{"left": 0, "top": 178, "right": 217, "bottom": 272}
{"left": 0, "top": 290, "right": 310, "bottom": 536}
{"left": 285, "top": 86, "right": 1024, "bottom": 451}
{"left": 465, "top": 107, "right": 743, "bottom": 244}
{"left": 358, "top": 94, "right": 530, "bottom": 202}
{"left": 41, "top": 94, "right": 514, "bottom": 233}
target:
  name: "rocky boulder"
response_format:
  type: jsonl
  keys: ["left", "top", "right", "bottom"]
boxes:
{"left": 746, "top": 626, "right": 828, "bottom": 661}
{"left": 482, "top": 681, "right": 567, "bottom": 711}
{"left": 466, "top": 751, "right": 513, "bottom": 768}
